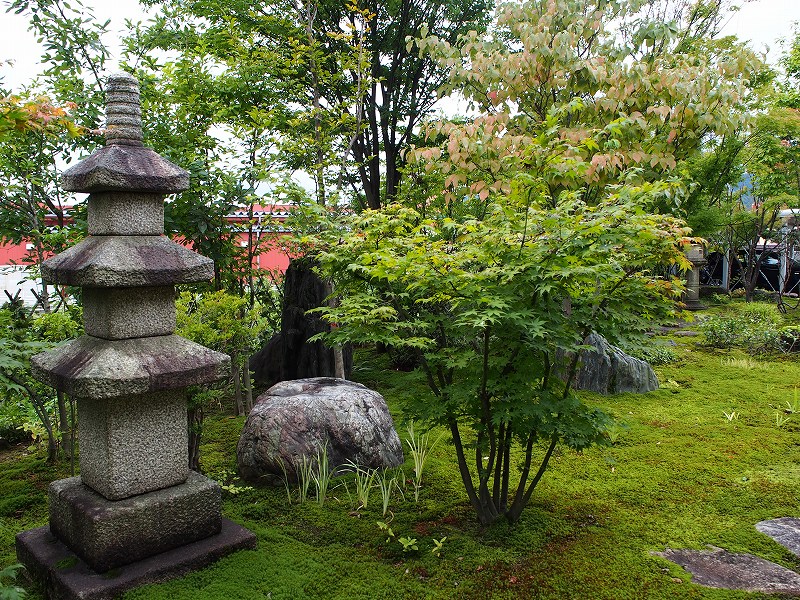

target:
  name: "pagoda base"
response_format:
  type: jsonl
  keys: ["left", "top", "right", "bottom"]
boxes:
{"left": 16, "top": 518, "right": 256, "bottom": 600}
{"left": 47, "top": 473, "right": 221, "bottom": 572}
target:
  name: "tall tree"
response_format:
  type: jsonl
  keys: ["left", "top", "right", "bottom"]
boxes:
{"left": 317, "top": 0, "right": 492, "bottom": 208}
{"left": 137, "top": 0, "right": 489, "bottom": 209}
{"left": 1, "top": 0, "right": 109, "bottom": 310}
{"left": 305, "top": 0, "right": 755, "bottom": 525}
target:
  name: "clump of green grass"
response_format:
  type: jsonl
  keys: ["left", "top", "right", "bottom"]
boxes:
{"left": 720, "top": 357, "right": 772, "bottom": 370}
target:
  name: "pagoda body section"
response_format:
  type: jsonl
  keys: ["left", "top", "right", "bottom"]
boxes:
{"left": 16, "top": 73, "right": 256, "bottom": 600}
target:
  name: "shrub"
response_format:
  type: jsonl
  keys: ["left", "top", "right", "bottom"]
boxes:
{"left": 700, "top": 317, "right": 740, "bottom": 348}
{"left": 700, "top": 302, "right": 784, "bottom": 353}
{"left": 629, "top": 345, "right": 677, "bottom": 365}
{"left": 780, "top": 325, "right": 800, "bottom": 353}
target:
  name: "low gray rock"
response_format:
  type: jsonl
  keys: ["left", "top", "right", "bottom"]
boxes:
{"left": 237, "top": 378, "right": 403, "bottom": 483}
{"left": 569, "top": 333, "right": 658, "bottom": 394}
{"left": 655, "top": 547, "right": 800, "bottom": 594}
{"left": 757, "top": 517, "right": 800, "bottom": 558}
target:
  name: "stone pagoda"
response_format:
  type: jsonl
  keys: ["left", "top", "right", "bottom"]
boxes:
{"left": 16, "top": 73, "right": 256, "bottom": 600}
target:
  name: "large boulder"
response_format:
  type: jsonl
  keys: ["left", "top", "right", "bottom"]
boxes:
{"left": 237, "top": 378, "right": 404, "bottom": 483}
{"left": 567, "top": 333, "right": 659, "bottom": 394}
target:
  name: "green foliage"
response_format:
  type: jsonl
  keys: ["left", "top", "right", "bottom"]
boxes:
{"left": 779, "top": 25, "right": 800, "bottom": 109}
{"left": 177, "top": 290, "right": 265, "bottom": 357}
{"left": 430, "top": 536, "right": 446, "bottom": 558}
{"left": 345, "top": 461, "right": 377, "bottom": 510}
{"left": 176, "top": 290, "right": 268, "bottom": 465}
{"left": 208, "top": 469, "right": 254, "bottom": 496}
{"left": 305, "top": 186, "right": 688, "bottom": 524}
{"left": 0, "top": 563, "right": 26, "bottom": 600}
{"left": 311, "top": 445, "right": 333, "bottom": 507}
{"left": 296, "top": 0, "right": 760, "bottom": 526}
{"left": 30, "top": 307, "right": 82, "bottom": 343}
{"left": 774, "top": 411, "right": 792, "bottom": 429}
{"left": 0, "top": 305, "right": 82, "bottom": 461}
{"left": 375, "top": 468, "right": 403, "bottom": 517}
{"left": 136, "top": 0, "right": 490, "bottom": 210}
{"left": 630, "top": 345, "right": 678, "bottom": 366}
{"left": 397, "top": 536, "right": 418, "bottom": 553}
{"left": 1, "top": 0, "right": 108, "bottom": 311}
{"left": 700, "top": 302, "right": 786, "bottom": 353}
{"left": 404, "top": 422, "right": 441, "bottom": 503}
{"left": 296, "top": 455, "right": 314, "bottom": 505}
{"left": 7, "top": 0, "right": 109, "bottom": 131}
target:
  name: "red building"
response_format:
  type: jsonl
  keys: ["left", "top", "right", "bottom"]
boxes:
{"left": 0, "top": 203, "right": 295, "bottom": 307}
{"left": 226, "top": 205, "right": 294, "bottom": 273}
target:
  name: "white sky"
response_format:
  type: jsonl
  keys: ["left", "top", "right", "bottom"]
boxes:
{"left": 0, "top": 0, "right": 799, "bottom": 93}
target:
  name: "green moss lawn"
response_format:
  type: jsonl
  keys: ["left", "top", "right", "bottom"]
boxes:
{"left": 2, "top": 302, "right": 799, "bottom": 599}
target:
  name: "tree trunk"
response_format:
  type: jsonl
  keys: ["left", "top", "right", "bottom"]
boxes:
{"left": 327, "top": 281, "right": 346, "bottom": 379}
{"left": 232, "top": 352, "right": 244, "bottom": 416}
{"left": 56, "top": 390, "right": 71, "bottom": 459}
{"left": 40, "top": 282, "right": 51, "bottom": 313}
{"left": 7, "top": 372, "right": 57, "bottom": 463}
{"left": 334, "top": 347, "right": 345, "bottom": 379}
{"left": 243, "top": 355, "right": 254, "bottom": 413}
{"left": 188, "top": 405, "right": 203, "bottom": 472}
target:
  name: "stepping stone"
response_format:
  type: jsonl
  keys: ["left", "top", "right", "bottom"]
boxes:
{"left": 757, "top": 518, "right": 800, "bottom": 558}
{"left": 655, "top": 547, "right": 800, "bottom": 595}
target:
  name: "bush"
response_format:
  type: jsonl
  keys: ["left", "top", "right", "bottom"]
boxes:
{"left": 700, "top": 317, "right": 740, "bottom": 348}
{"left": 780, "top": 325, "right": 800, "bottom": 352}
{"left": 630, "top": 345, "right": 677, "bottom": 365}
{"left": 0, "top": 400, "right": 29, "bottom": 446}
{"left": 700, "top": 302, "right": 784, "bottom": 353}
{"left": 738, "top": 302, "right": 783, "bottom": 328}
{"left": 710, "top": 293, "right": 732, "bottom": 305}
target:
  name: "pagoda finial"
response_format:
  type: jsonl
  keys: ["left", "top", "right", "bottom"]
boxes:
{"left": 60, "top": 72, "right": 188, "bottom": 193}
{"left": 105, "top": 72, "right": 143, "bottom": 146}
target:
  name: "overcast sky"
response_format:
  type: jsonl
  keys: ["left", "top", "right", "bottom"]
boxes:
{"left": 0, "top": 0, "right": 799, "bottom": 93}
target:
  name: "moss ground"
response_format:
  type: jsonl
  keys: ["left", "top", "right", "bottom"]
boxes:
{"left": 2, "top": 301, "right": 799, "bottom": 599}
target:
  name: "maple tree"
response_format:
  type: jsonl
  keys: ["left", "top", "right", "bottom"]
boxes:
{"left": 305, "top": 0, "right": 757, "bottom": 524}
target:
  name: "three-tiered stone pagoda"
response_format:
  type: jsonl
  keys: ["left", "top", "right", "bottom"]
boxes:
{"left": 16, "top": 72, "right": 256, "bottom": 600}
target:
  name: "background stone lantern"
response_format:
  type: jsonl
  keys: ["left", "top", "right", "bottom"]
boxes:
{"left": 15, "top": 73, "right": 256, "bottom": 600}
{"left": 684, "top": 243, "right": 707, "bottom": 311}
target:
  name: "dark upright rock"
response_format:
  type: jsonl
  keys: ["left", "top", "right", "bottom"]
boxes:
{"left": 250, "top": 258, "right": 352, "bottom": 388}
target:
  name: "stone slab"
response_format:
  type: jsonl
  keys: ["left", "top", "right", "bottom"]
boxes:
{"left": 49, "top": 473, "right": 221, "bottom": 572}
{"left": 88, "top": 192, "right": 164, "bottom": 236}
{"left": 83, "top": 286, "right": 176, "bottom": 340}
{"left": 757, "top": 517, "right": 800, "bottom": 558}
{"left": 77, "top": 390, "right": 187, "bottom": 499}
{"left": 41, "top": 235, "right": 213, "bottom": 288}
{"left": 60, "top": 145, "right": 188, "bottom": 193}
{"left": 655, "top": 547, "right": 800, "bottom": 594}
{"left": 16, "top": 518, "right": 256, "bottom": 600}
{"left": 31, "top": 334, "right": 230, "bottom": 399}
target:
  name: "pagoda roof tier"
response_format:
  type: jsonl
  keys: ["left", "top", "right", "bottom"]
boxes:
{"left": 61, "top": 145, "right": 189, "bottom": 194}
{"left": 41, "top": 235, "right": 214, "bottom": 287}
{"left": 31, "top": 334, "right": 230, "bottom": 399}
